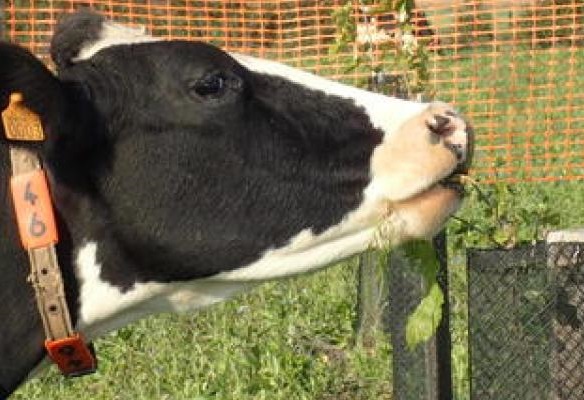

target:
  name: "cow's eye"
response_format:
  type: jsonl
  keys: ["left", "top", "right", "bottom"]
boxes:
{"left": 191, "top": 73, "right": 226, "bottom": 97}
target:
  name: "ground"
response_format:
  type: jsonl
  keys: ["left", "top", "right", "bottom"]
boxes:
{"left": 13, "top": 263, "right": 393, "bottom": 400}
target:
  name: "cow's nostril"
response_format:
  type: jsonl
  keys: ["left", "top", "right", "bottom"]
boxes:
{"left": 427, "top": 115, "right": 452, "bottom": 136}
{"left": 448, "top": 143, "right": 463, "bottom": 161}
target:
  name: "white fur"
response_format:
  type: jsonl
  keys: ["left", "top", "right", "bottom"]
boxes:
{"left": 230, "top": 53, "right": 426, "bottom": 135}
{"left": 75, "top": 242, "right": 254, "bottom": 340}
{"left": 73, "top": 21, "right": 161, "bottom": 62}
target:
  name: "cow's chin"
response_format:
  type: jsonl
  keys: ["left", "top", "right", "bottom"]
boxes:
{"left": 377, "top": 180, "right": 463, "bottom": 245}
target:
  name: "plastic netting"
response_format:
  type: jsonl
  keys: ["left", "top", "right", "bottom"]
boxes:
{"left": 4, "top": 0, "right": 584, "bottom": 183}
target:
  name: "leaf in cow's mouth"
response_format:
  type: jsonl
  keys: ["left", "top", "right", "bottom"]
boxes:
{"left": 440, "top": 173, "right": 472, "bottom": 185}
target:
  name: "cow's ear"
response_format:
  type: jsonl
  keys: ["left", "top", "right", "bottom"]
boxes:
{"left": 0, "top": 42, "right": 66, "bottom": 142}
{"left": 50, "top": 11, "right": 106, "bottom": 70}
{"left": 51, "top": 11, "right": 157, "bottom": 70}
{"left": 0, "top": 42, "right": 97, "bottom": 165}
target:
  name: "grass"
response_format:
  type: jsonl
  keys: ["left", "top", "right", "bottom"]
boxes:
{"left": 13, "top": 262, "right": 393, "bottom": 400}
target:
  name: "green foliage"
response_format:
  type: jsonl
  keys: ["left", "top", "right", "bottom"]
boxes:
{"left": 331, "top": 2, "right": 357, "bottom": 54}
{"left": 331, "top": 0, "right": 431, "bottom": 98}
{"left": 451, "top": 172, "right": 561, "bottom": 250}
{"left": 406, "top": 283, "right": 444, "bottom": 350}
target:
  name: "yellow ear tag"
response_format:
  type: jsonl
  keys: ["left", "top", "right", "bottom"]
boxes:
{"left": 2, "top": 93, "right": 45, "bottom": 141}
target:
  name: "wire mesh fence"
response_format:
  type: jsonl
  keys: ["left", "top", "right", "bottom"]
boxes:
{"left": 467, "top": 243, "right": 552, "bottom": 399}
{"left": 4, "top": 0, "right": 584, "bottom": 183}
{"left": 467, "top": 238, "right": 584, "bottom": 400}
{"left": 547, "top": 237, "right": 584, "bottom": 400}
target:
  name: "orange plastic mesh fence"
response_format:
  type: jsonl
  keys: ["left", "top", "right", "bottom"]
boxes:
{"left": 3, "top": 0, "right": 584, "bottom": 184}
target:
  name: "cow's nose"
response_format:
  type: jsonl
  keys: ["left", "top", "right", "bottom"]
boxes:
{"left": 444, "top": 118, "right": 473, "bottom": 175}
{"left": 425, "top": 104, "right": 474, "bottom": 174}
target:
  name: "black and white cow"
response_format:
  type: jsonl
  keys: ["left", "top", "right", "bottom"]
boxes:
{"left": 0, "top": 11, "right": 472, "bottom": 397}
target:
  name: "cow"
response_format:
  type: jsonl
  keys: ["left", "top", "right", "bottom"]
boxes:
{"left": 0, "top": 11, "right": 472, "bottom": 397}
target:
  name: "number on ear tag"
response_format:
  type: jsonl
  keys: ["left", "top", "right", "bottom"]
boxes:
{"left": 2, "top": 93, "right": 45, "bottom": 141}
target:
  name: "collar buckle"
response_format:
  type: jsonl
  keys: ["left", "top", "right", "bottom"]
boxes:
{"left": 45, "top": 334, "right": 97, "bottom": 377}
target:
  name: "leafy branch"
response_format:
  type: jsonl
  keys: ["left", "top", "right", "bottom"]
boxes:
{"left": 331, "top": 0, "right": 431, "bottom": 98}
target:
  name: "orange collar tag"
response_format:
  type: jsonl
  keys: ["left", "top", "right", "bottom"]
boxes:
{"left": 2, "top": 93, "right": 45, "bottom": 141}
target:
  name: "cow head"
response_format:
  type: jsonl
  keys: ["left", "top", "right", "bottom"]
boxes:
{"left": 0, "top": 11, "right": 471, "bottom": 391}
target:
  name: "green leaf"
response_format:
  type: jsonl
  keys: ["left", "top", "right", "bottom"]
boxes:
{"left": 405, "top": 283, "right": 444, "bottom": 350}
{"left": 399, "top": 240, "right": 444, "bottom": 350}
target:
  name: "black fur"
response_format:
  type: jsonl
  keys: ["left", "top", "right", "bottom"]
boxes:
{"left": 0, "top": 385, "right": 8, "bottom": 399}
{"left": 54, "top": 40, "right": 382, "bottom": 288}
{"left": 0, "top": 12, "right": 382, "bottom": 395}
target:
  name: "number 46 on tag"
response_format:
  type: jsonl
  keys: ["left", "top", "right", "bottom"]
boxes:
{"left": 11, "top": 170, "right": 58, "bottom": 249}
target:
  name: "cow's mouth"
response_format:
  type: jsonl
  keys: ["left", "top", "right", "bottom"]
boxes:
{"left": 405, "top": 128, "right": 474, "bottom": 203}
{"left": 416, "top": 161, "right": 470, "bottom": 200}
{"left": 438, "top": 119, "right": 474, "bottom": 196}
{"left": 436, "top": 139, "right": 473, "bottom": 196}
{"left": 439, "top": 172, "right": 468, "bottom": 196}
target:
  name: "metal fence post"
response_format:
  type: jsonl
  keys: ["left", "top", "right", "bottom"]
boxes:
{"left": 547, "top": 229, "right": 584, "bottom": 400}
{"left": 431, "top": 231, "right": 453, "bottom": 400}
{"left": 386, "top": 231, "right": 451, "bottom": 400}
